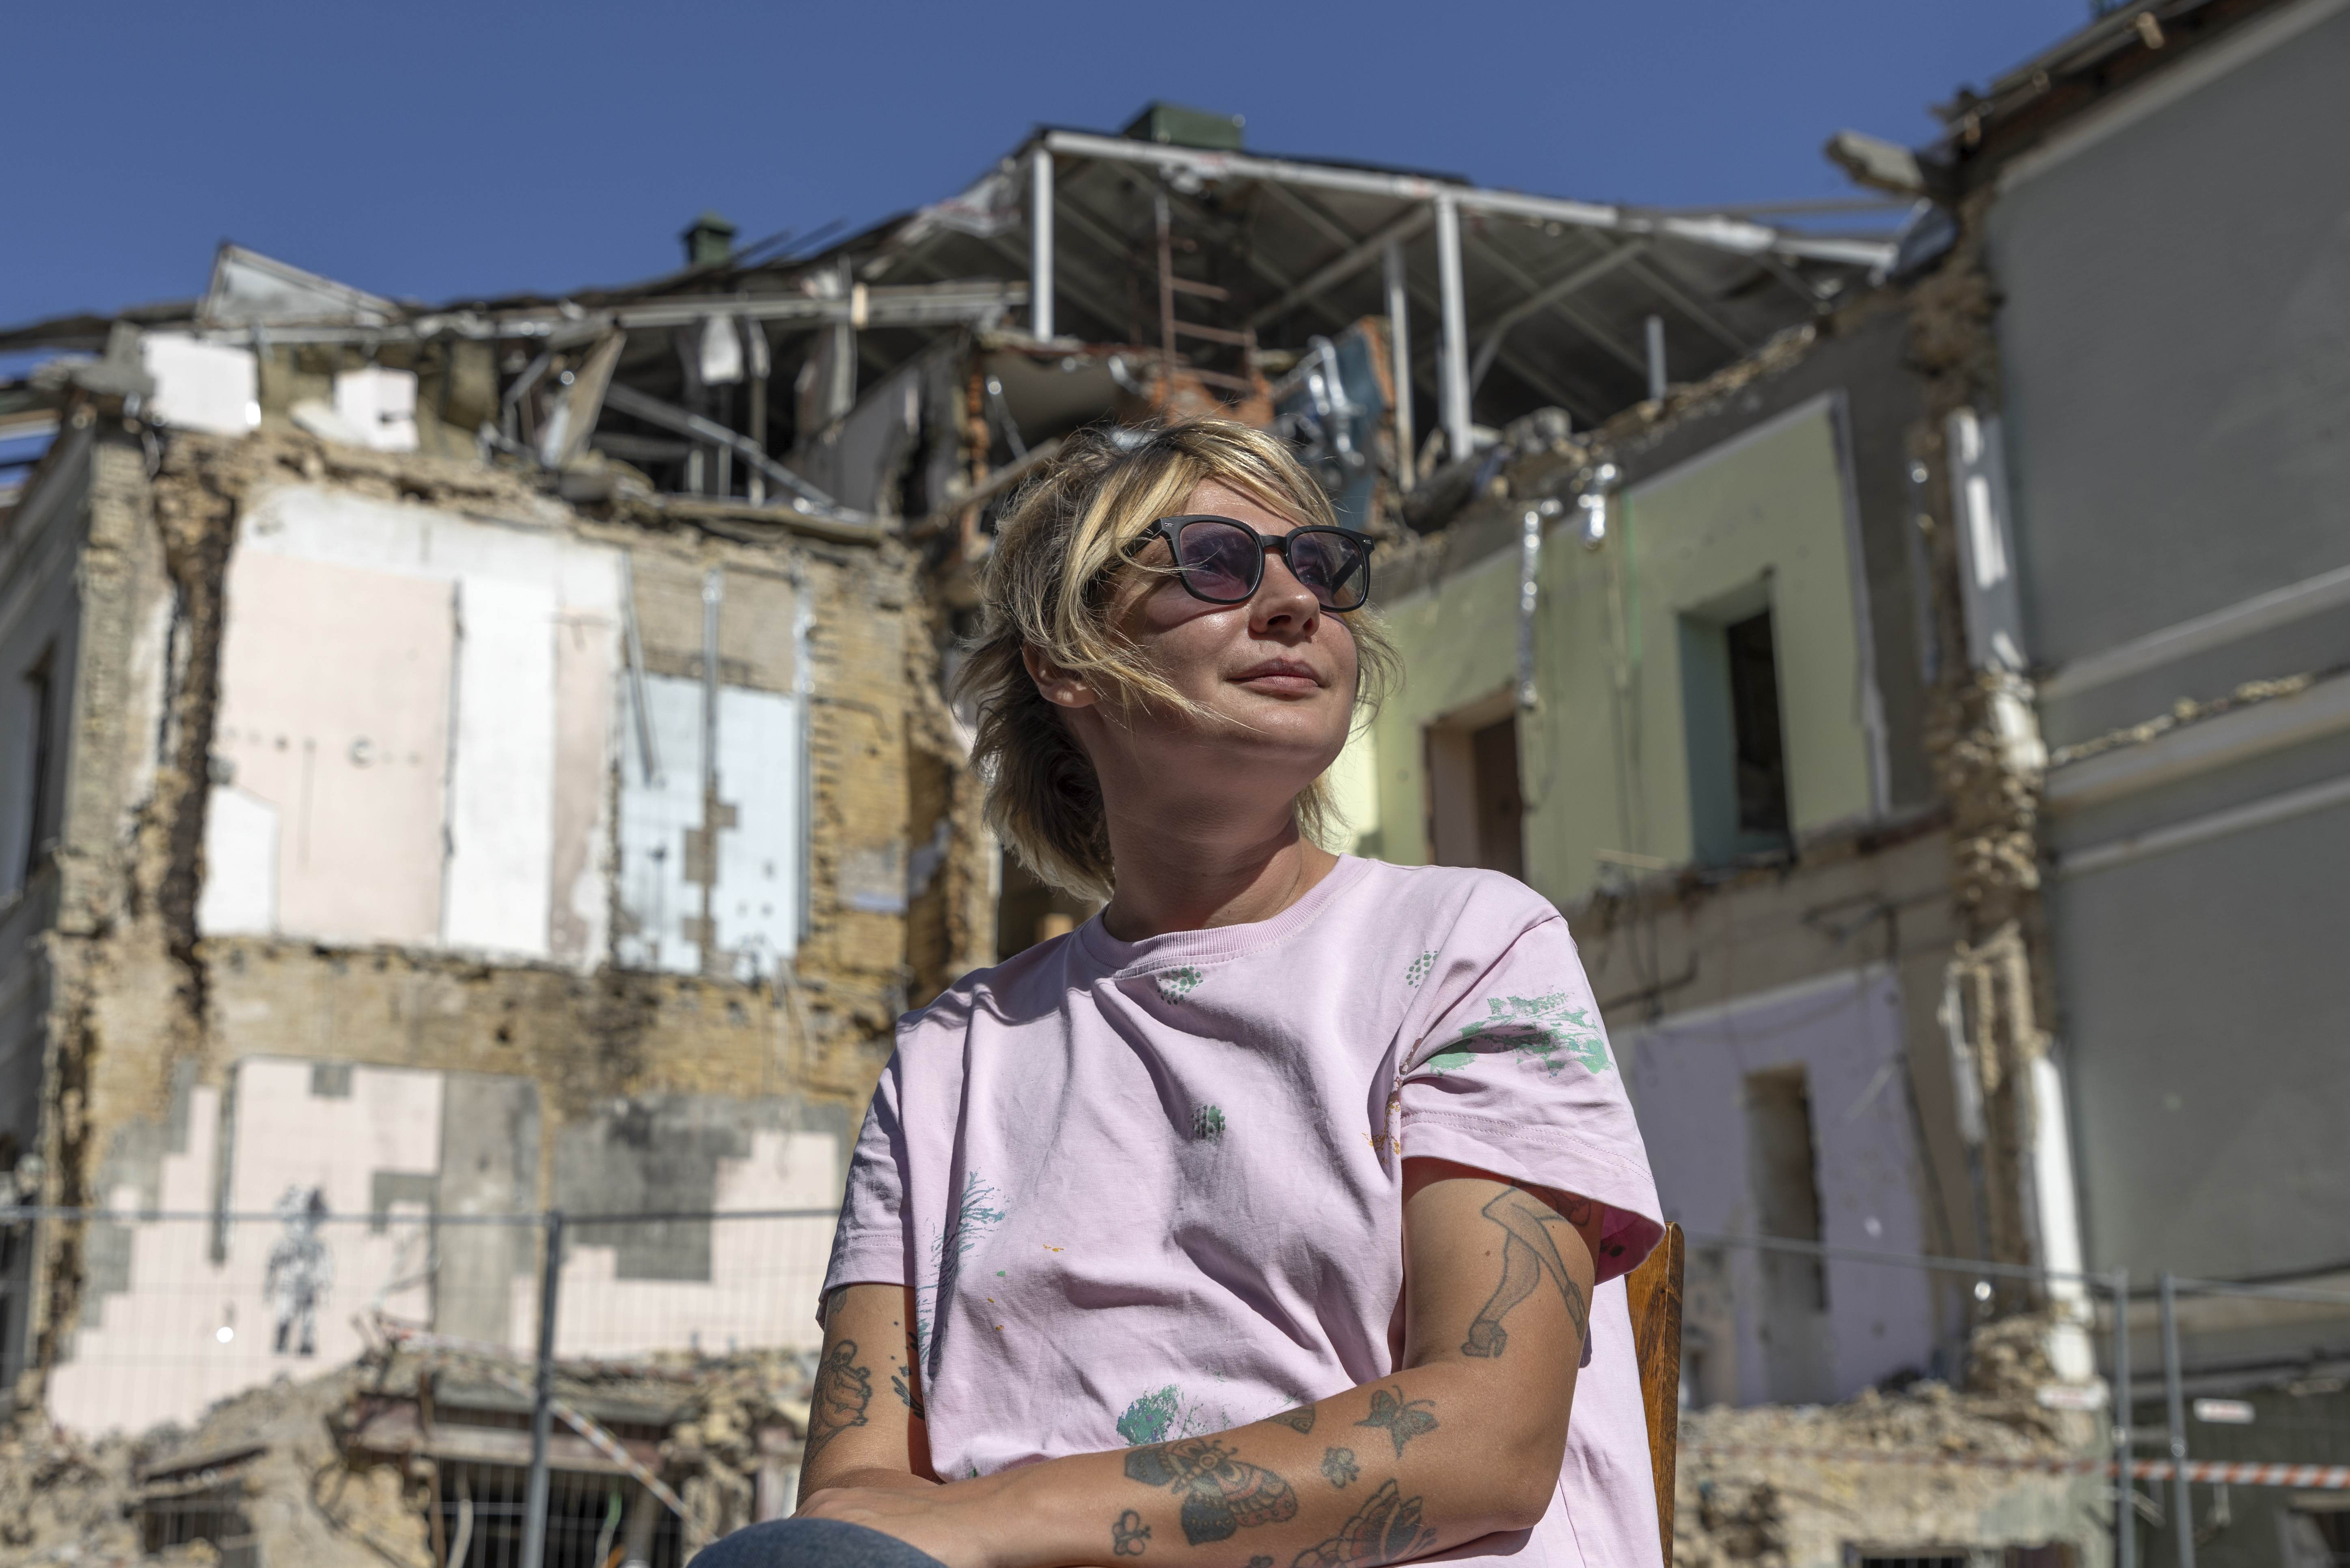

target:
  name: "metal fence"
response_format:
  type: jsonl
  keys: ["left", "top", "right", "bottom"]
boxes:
{"left": 1680, "top": 1229, "right": 2350, "bottom": 1568}
{"left": 4, "top": 1205, "right": 2346, "bottom": 1568}
{"left": 1, "top": 1204, "right": 838, "bottom": 1568}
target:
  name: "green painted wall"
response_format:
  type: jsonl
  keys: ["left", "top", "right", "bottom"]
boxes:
{"left": 1367, "top": 398, "right": 1877, "bottom": 910}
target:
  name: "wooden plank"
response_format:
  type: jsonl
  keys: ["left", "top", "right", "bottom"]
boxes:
{"left": 1624, "top": 1221, "right": 1684, "bottom": 1566}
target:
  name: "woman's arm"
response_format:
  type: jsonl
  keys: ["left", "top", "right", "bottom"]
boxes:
{"left": 795, "top": 1160, "right": 1599, "bottom": 1567}
{"left": 798, "top": 1283, "right": 941, "bottom": 1499}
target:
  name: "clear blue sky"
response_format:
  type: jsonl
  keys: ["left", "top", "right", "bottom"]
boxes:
{"left": 6, "top": 0, "right": 2088, "bottom": 329}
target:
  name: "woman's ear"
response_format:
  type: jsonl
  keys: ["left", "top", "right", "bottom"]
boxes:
{"left": 1023, "top": 644, "right": 1098, "bottom": 710}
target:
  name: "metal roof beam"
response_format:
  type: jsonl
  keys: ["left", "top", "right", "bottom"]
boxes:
{"left": 1470, "top": 240, "right": 1650, "bottom": 394}
{"left": 1256, "top": 185, "right": 1598, "bottom": 423}
{"left": 1039, "top": 130, "right": 1895, "bottom": 270}
{"left": 1245, "top": 205, "right": 1434, "bottom": 331}
{"left": 1460, "top": 232, "right": 1650, "bottom": 380}
{"left": 1621, "top": 252, "right": 1751, "bottom": 355}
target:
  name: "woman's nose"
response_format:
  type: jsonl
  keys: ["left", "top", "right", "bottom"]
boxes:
{"left": 1252, "top": 548, "right": 1320, "bottom": 623}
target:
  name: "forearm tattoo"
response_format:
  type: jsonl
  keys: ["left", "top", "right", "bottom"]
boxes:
{"left": 805, "top": 1339, "right": 872, "bottom": 1466}
{"left": 1268, "top": 1405, "right": 1317, "bottom": 1434}
{"left": 1320, "top": 1447, "right": 1360, "bottom": 1488}
{"left": 1292, "top": 1478, "right": 1438, "bottom": 1567}
{"left": 1111, "top": 1509, "right": 1151, "bottom": 1557}
{"left": 1123, "top": 1437, "right": 1299, "bottom": 1546}
{"left": 1461, "top": 1187, "right": 1590, "bottom": 1359}
{"left": 1354, "top": 1387, "right": 1438, "bottom": 1459}
{"left": 891, "top": 1318, "right": 926, "bottom": 1420}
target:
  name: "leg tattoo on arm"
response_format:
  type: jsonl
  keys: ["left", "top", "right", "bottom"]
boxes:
{"left": 1461, "top": 1188, "right": 1591, "bottom": 1359}
{"left": 806, "top": 1340, "right": 873, "bottom": 1467}
{"left": 1124, "top": 1438, "right": 1299, "bottom": 1546}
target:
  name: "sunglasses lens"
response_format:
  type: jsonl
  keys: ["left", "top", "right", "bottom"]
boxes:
{"left": 1289, "top": 531, "right": 1370, "bottom": 610}
{"left": 1173, "top": 519, "right": 1260, "bottom": 602}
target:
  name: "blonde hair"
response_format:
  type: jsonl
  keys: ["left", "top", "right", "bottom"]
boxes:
{"left": 956, "top": 418, "right": 1397, "bottom": 901}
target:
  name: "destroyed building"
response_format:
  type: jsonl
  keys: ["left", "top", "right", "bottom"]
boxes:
{"left": 3, "top": 2, "right": 2348, "bottom": 1562}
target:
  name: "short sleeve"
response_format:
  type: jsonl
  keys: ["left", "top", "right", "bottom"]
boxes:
{"left": 1398, "top": 909, "right": 1663, "bottom": 1283}
{"left": 817, "top": 1056, "right": 919, "bottom": 1326}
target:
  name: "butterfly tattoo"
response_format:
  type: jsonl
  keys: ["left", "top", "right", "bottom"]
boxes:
{"left": 1355, "top": 1386, "right": 1439, "bottom": 1459}
{"left": 1124, "top": 1437, "right": 1299, "bottom": 1546}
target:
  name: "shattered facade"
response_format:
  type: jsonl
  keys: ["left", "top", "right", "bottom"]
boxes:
{"left": 4, "top": 2, "right": 2348, "bottom": 1561}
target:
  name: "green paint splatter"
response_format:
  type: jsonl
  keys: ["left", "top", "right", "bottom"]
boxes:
{"left": 1118, "top": 1386, "right": 1181, "bottom": 1447}
{"left": 1157, "top": 966, "right": 1205, "bottom": 1003}
{"left": 1192, "top": 1104, "right": 1226, "bottom": 1144}
{"left": 1456, "top": 993, "right": 1612, "bottom": 1076}
{"left": 1403, "top": 950, "right": 1437, "bottom": 988}
{"left": 1423, "top": 1048, "right": 1476, "bottom": 1076}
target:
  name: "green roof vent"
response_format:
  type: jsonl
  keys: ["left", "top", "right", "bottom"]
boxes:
{"left": 681, "top": 210, "right": 738, "bottom": 268}
{"left": 1121, "top": 102, "right": 1245, "bottom": 153}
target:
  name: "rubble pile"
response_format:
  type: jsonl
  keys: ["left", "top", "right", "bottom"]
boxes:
{"left": 1675, "top": 1319, "right": 2106, "bottom": 1568}
{"left": 0, "top": 1341, "right": 816, "bottom": 1567}
{"left": 0, "top": 1361, "right": 414, "bottom": 1568}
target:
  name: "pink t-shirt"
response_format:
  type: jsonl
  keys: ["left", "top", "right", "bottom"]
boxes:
{"left": 822, "top": 857, "right": 1665, "bottom": 1568}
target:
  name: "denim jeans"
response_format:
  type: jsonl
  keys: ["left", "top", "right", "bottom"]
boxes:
{"left": 690, "top": 1517, "right": 950, "bottom": 1568}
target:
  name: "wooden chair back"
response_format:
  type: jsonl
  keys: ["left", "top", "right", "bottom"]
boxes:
{"left": 1623, "top": 1222, "right": 1684, "bottom": 1566}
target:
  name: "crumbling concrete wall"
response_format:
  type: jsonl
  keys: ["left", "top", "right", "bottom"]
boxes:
{"left": 1905, "top": 189, "right": 2073, "bottom": 1301}
{"left": 13, "top": 421, "right": 966, "bottom": 1425}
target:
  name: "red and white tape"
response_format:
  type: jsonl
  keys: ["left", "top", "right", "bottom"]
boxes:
{"left": 1688, "top": 1444, "right": 2350, "bottom": 1490}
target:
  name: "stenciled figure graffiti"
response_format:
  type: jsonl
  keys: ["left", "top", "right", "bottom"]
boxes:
{"left": 265, "top": 1186, "right": 334, "bottom": 1356}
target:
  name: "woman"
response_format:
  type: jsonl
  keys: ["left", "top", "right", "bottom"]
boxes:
{"left": 699, "top": 419, "right": 1662, "bottom": 1568}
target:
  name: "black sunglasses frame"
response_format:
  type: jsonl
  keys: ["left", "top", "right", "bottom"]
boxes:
{"left": 1129, "top": 515, "right": 1377, "bottom": 612}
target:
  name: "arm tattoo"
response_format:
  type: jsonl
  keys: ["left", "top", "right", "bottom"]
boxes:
{"left": 891, "top": 1320, "right": 926, "bottom": 1419}
{"left": 1267, "top": 1405, "right": 1316, "bottom": 1435}
{"left": 890, "top": 1365, "right": 925, "bottom": 1420}
{"left": 1320, "top": 1447, "right": 1360, "bottom": 1488}
{"left": 1355, "top": 1387, "right": 1438, "bottom": 1459}
{"left": 1461, "top": 1187, "right": 1590, "bottom": 1359}
{"left": 1291, "top": 1478, "right": 1438, "bottom": 1567}
{"left": 1124, "top": 1437, "right": 1299, "bottom": 1546}
{"left": 805, "top": 1339, "right": 873, "bottom": 1466}
{"left": 1111, "top": 1510, "right": 1151, "bottom": 1557}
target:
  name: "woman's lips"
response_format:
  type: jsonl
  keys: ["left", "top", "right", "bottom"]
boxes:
{"left": 1230, "top": 660, "right": 1324, "bottom": 694}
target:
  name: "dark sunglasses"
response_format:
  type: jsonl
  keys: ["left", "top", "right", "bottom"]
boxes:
{"left": 1129, "top": 515, "right": 1375, "bottom": 613}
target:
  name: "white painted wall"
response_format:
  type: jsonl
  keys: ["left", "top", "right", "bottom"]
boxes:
{"left": 47, "top": 1056, "right": 839, "bottom": 1437}
{"left": 443, "top": 576, "right": 559, "bottom": 956}
{"left": 201, "top": 485, "right": 622, "bottom": 967}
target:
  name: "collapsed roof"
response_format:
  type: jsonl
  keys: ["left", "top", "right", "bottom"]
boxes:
{"left": 0, "top": 107, "right": 1902, "bottom": 531}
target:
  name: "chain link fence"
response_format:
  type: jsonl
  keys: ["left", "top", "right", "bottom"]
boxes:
{"left": 2, "top": 1204, "right": 837, "bottom": 1568}
{"left": 4, "top": 1205, "right": 2346, "bottom": 1568}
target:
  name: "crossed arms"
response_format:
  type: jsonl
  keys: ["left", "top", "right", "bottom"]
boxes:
{"left": 796, "top": 1159, "right": 1602, "bottom": 1568}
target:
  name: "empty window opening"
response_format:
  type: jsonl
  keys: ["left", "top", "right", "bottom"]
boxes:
{"left": 431, "top": 1460, "right": 687, "bottom": 1568}
{"left": 1680, "top": 587, "right": 1791, "bottom": 864}
{"left": 139, "top": 1487, "right": 259, "bottom": 1568}
{"left": 1745, "top": 1065, "right": 1827, "bottom": 1309}
{"left": 1425, "top": 696, "right": 1525, "bottom": 878}
{"left": 1725, "top": 610, "right": 1790, "bottom": 841}
{"left": 1746, "top": 1065, "right": 1834, "bottom": 1404}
